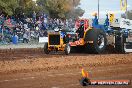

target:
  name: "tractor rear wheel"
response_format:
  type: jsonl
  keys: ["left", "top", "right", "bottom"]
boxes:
{"left": 44, "top": 43, "right": 49, "bottom": 54}
{"left": 114, "top": 33, "right": 125, "bottom": 53}
{"left": 85, "top": 29, "right": 107, "bottom": 53}
{"left": 94, "top": 29, "right": 107, "bottom": 53}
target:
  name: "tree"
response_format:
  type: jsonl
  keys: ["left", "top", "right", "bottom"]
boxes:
{"left": 127, "top": 10, "right": 132, "bottom": 20}
{"left": 0, "top": 0, "right": 84, "bottom": 19}
{"left": 121, "top": 10, "right": 132, "bottom": 20}
{"left": 37, "top": 0, "right": 84, "bottom": 19}
{"left": 66, "top": 7, "right": 85, "bottom": 19}
{"left": 0, "top": 0, "right": 19, "bottom": 15}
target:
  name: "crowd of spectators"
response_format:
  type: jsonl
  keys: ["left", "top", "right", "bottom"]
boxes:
{"left": 0, "top": 12, "right": 75, "bottom": 44}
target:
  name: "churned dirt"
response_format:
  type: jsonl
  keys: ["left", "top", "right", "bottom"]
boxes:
{"left": 0, "top": 48, "right": 131, "bottom": 74}
{"left": 0, "top": 48, "right": 131, "bottom": 88}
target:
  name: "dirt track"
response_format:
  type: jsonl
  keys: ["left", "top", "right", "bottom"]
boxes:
{"left": 0, "top": 48, "right": 132, "bottom": 88}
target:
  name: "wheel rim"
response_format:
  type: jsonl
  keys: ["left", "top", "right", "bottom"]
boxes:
{"left": 67, "top": 45, "right": 70, "bottom": 53}
{"left": 98, "top": 35, "right": 105, "bottom": 49}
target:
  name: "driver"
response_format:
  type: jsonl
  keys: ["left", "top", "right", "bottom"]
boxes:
{"left": 76, "top": 21, "right": 84, "bottom": 38}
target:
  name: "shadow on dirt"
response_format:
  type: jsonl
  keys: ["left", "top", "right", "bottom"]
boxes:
{"left": 0, "top": 48, "right": 62, "bottom": 61}
{"left": 0, "top": 45, "right": 128, "bottom": 61}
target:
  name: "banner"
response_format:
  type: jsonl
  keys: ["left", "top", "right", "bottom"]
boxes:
{"left": 120, "top": 0, "right": 127, "bottom": 11}
{"left": 39, "top": 37, "right": 48, "bottom": 43}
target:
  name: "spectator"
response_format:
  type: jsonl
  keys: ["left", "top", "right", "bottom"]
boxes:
{"left": 23, "top": 31, "right": 29, "bottom": 43}
{"left": 32, "top": 11, "right": 36, "bottom": 23}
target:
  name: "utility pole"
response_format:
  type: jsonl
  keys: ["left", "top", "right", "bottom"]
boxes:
{"left": 126, "top": 0, "right": 128, "bottom": 19}
{"left": 98, "top": 0, "right": 100, "bottom": 19}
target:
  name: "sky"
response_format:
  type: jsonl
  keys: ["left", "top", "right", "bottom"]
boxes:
{"left": 79, "top": 0, "right": 132, "bottom": 18}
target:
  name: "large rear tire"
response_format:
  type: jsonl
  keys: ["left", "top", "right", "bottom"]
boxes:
{"left": 114, "top": 33, "right": 125, "bottom": 53}
{"left": 85, "top": 29, "right": 107, "bottom": 53}
{"left": 94, "top": 29, "right": 107, "bottom": 53}
{"left": 44, "top": 43, "right": 49, "bottom": 54}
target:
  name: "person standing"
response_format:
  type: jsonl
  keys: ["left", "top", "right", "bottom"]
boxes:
{"left": 33, "top": 11, "right": 36, "bottom": 23}
{"left": 23, "top": 31, "right": 29, "bottom": 43}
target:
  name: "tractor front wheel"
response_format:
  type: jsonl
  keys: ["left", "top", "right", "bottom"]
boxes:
{"left": 44, "top": 43, "right": 50, "bottom": 54}
{"left": 65, "top": 43, "right": 71, "bottom": 55}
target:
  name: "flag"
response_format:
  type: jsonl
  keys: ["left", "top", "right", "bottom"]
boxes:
{"left": 120, "top": 0, "right": 127, "bottom": 11}
{"left": 109, "top": 13, "right": 114, "bottom": 23}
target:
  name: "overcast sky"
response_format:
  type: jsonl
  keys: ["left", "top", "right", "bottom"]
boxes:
{"left": 79, "top": 0, "right": 132, "bottom": 18}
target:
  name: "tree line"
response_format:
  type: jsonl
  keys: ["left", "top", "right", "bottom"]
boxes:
{"left": 0, "top": 0, "right": 85, "bottom": 19}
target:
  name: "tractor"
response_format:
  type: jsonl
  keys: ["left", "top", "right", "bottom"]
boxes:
{"left": 44, "top": 14, "right": 108, "bottom": 55}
